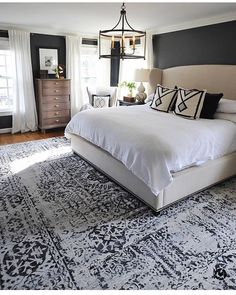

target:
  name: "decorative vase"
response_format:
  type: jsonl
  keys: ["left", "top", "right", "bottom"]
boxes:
{"left": 128, "top": 89, "right": 133, "bottom": 97}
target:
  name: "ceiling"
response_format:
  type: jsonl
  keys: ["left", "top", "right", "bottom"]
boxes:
{"left": 0, "top": 2, "right": 236, "bottom": 35}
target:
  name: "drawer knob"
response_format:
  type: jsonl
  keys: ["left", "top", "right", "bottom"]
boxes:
{"left": 55, "top": 90, "right": 59, "bottom": 93}
{"left": 55, "top": 82, "right": 59, "bottom": 85}
{"left": 54, "top": 112, "right": 59, "bottom": 115}
{"left": 55, "top": 104, "right": 59, "bottom": 108}
{"left": 55, "top": 119, "right": 59, "bottom": 123}
{"left": 55, "top": 97, "right": 59, "bottom": 100}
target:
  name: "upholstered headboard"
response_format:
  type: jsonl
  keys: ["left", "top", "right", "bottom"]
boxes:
{"left": 149, "top": 65, "right": 236, "bottom": 100}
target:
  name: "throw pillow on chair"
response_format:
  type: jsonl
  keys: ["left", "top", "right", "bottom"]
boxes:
{"left": 92, "top": 95, "right": 110, "bottom": 108}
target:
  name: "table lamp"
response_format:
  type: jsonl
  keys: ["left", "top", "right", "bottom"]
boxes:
{"left": 134, "top": 69, "right": 150, "bottom": 102}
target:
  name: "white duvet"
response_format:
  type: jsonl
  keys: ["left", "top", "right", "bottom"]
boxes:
{"left": 65, "top": 104, "right": 236, "bottom": 195}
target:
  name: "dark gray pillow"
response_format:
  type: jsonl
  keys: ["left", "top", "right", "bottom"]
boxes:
{"left": 200, "top": 92, "right": 223, "bottom": 119}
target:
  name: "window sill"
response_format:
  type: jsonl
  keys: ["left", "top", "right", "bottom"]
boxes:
{"left": 0, "top": 110, "right": 12, "bottom": 116}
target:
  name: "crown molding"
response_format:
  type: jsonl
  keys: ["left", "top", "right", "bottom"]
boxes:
{"left": 1, "top": 10, "right": 236, "bottom": 38}
{"left": 0, "top": 22, "right": 97, "bottom": 38}
{"left": 148, "top": 11, "right": 236, "bottom": 35}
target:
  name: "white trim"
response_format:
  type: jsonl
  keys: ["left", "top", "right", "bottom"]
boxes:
{"left": 0, "top": 23, "right": 98, "bottom": 37}
{"left": 0, "top": 37, "right": 10, "bottom": 50}
{"left": 0, "top": 128, "right": 11, "bottom": 134}
{"left": 81, "top": 44, "right": 98, "bottom": 49}
{"left": 0, "top": 110, "right": 12, "bottom": 116}
{"left": 148, "top": 11, "right": 236, "bottom": 35}
{"left": 1, "top": 0, "right": 235, "bottom": 4}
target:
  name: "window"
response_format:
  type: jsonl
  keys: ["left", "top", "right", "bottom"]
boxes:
{"left": 80, "top": 44, "right": 98, "bottom": 102}
{"left": 0, "top": 39, "right": 13, "bottom": 111}
{"left": 119, "top": 39, "right": 146, "bottom": 80}
{"left": 118, "top": 40, "right": 147, "bottom": 99}
{"left": 80, "top": 37, "right": 110, "bottom": 102}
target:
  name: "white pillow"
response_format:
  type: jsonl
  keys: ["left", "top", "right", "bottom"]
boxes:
{"left": 217, "top": 99, "right": 236, "bottom": 113}
{"left": 214, "top": 112, "right": 236, "bottom": 123}
{"left": 93, "top": 95, "right": 110, "bottom": 108}
{"left": 80, "top": 103, "right": 93, "bottom": 112}
{"left": 145, "top": 93, "right": 154, "bottom": 104}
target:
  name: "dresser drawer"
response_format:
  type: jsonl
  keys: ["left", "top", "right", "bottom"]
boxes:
{"left": 42, "top": 110, "right": 70, "bottom": 119}
{"left": 42, "top": 117, "right": 70, "bottom": 126}
{"left": 41, "top": 95, "right": 70, "bottom": 103}
{"left": 43, "top": 88, "right": 70, "bottom": 96}
{"left": 36, "top": 79, "right": 71, "bottom": 132}
{"left": 41, "top": 102, "right": 70, "bottom": 111}
{"left": 42, "top": 80, "right": 70, "bottom": 89}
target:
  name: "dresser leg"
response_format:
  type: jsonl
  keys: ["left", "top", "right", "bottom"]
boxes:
{"left": 41, "top": 129, "right": 46, "bottom": 134}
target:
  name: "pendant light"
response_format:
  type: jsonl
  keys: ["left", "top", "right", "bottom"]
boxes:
{"left": 99, "top": 3, "right": 146, "bottom": 60}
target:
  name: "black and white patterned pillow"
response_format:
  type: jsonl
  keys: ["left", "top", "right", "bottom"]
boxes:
{"left": 150, "top": 84, "right": 178, "bottom": 113}
{"left": 92, "top": 95, "right": 110, "bottom": 108}
{"left": 174, "top": 88, "right": 206, "bottom": 119}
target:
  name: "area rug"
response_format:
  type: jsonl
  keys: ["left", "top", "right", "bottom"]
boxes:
{"left": 0, "top": 137, "right": 236, "bottom": 290}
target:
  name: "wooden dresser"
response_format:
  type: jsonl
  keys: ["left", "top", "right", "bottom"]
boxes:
{"left": 36, "top": 79, "right": 71, "bottom": 132}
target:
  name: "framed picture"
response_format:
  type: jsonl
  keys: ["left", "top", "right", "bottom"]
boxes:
{"left": 39, "top": 48, "right": 58, "bottom": 74}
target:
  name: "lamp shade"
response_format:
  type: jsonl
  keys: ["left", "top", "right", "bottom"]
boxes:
{"left": 134, "top": 69, "right": 150, "bottom": 82}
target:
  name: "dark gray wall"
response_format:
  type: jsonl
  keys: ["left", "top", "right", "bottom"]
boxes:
{"left": 153, "top": 20, "right": 236, "bottom": 69}
{"left": 30, "top": 33, "right": 66, "bottom": 79}
{"left": 110, "top": 41, "right": 120, "bottom": 86}
{"left": 0, "top": 33, "right": 66, "bottom": 130}
{"left": 0, "top": 115, "right": 12, "bottom": 129}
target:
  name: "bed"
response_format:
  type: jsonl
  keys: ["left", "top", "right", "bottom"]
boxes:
{"left": 65, "top": 65, "right": 236, "bottom": 211}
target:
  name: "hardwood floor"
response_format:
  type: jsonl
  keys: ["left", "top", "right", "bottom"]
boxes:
{"left": 0, "top": 128, "right": 64, "bottom": 145}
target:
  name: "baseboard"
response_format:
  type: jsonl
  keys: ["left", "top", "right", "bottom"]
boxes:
{"left": 0, "top": 128, "right": 12, "bottom": 134}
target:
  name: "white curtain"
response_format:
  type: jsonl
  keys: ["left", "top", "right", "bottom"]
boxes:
{"left": 9, "top": 30, "right": 38, "bottom": 133}
{"left": 66, "top": 35, "right": 84, "bottom": 116}
{"left": 146, "top": 31, "right": 153, "bottom": 69}
{"left": 146, "top": 31, "right": 154, "bottom": 94}
{"left": 96, "top": 38, "right": 111, "bottom": 87}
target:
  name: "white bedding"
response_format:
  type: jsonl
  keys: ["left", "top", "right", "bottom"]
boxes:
{"left": 65, "top": 104, "right": 236, "bottom": 195}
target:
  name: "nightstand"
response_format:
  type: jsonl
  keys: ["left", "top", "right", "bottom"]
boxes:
{"left": 118, "top": 100, "right": 144, "bottom": 106}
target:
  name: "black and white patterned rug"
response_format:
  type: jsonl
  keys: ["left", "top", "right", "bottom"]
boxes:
{"left": 0, "top": 137, "right": 236, "bottom": 290}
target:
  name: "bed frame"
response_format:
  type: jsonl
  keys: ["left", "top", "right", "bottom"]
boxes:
{"left": 70, "top": 65, "right": 236, "bottom": 211}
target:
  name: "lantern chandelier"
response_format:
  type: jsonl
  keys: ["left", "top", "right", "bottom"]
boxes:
{"left": 99, "top": 2, "right": 146, "bottom": 60}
